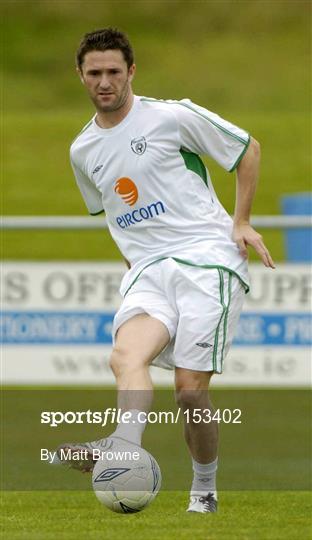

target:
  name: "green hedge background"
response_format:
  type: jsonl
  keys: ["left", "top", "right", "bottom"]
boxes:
{"left": 2, "top": 0, "right": 311, "bottom": 260}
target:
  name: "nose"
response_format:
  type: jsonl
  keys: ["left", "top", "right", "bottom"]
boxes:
{"left": 99, "top": 73, "right": 111, "bottom": 90}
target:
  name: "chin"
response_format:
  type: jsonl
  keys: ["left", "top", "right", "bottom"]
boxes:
{"left": 99, "top": 105, "right": 117, "bottom": 113}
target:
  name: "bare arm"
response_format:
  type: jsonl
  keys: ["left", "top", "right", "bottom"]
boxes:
{"left": 232, "top": 137, "right": 275, "bottom": 268}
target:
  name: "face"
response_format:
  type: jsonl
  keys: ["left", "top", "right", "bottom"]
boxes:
{"left": 78, "top": 49, "right": 135, "bottom": 113}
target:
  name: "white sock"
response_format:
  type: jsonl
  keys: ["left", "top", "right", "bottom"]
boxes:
{"left": 191, "top": 457, "right": 218, "bottom": 498}
{"left": 111, "top": 409, "right": 147, "bottom": 446}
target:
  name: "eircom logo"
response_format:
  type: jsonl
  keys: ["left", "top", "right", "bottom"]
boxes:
{"left": 116, "top": 201, "right": 166, "bottom": 229}
{"left": 114, "top": 177, "right": 166, "bottom": 229}
{"left": 114, "top": 177, "right": 138, "bottom": 206}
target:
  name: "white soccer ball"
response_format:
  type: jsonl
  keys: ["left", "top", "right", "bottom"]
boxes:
{"left": 92, "top": 442, "right": 161, "bottom": 513}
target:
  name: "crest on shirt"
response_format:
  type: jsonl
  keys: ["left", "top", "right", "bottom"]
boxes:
{"left": 131, "top": 136, "right": 147, "bottom": 155}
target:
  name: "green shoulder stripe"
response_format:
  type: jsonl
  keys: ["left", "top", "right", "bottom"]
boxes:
{"left": 140, "top": 97, "right": 249, "bottom": 146}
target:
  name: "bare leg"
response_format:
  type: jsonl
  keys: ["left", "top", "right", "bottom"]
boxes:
{"left": 110, "top": 313, "right": 170, "bottom": 430}
{"left": 54, "top": 314, "right": 170, "bottom": 469}
{"left": 175, "top": 368, "right": 219, "bottom": 512}
{"left": 175, "top": 368, "right": 218, "bottom": 463}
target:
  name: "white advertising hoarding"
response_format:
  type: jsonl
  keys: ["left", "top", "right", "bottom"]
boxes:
{"left": 1, "top": 262, "right": 311, "bottom": 386}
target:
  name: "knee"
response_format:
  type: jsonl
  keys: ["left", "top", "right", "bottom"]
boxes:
{"left": 175, "top": 371, "right": 213, "bottom": 409}
{"left": 109, "top": 346, "right": 144, "bottom": 377}
{"left": 109, "top": 346, "right": 128, "bottom": 377}
{"left": 175, "top": 388, "right": 203, "bottom": 409}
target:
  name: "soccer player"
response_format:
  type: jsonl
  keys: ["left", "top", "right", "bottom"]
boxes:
{"left": 56, "top": 28, "right": 275, "bottom": 513}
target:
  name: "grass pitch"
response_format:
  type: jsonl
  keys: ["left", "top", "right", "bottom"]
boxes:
{"left": 2, "top": 490, "right": 311, "bottom": 540}
{"left": 1, "top": 388, "right": 311, "bottom": 538}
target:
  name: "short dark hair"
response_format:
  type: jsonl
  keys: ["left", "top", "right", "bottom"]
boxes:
{"left": 76, "top": 28, "right": 134, "bottom": 70}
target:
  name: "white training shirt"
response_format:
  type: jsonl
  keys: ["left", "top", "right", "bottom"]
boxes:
{"left": 70, "top": 96, "right": 250, "bottom": 295}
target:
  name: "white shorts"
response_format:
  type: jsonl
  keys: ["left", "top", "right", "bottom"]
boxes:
{"left": 112, "top": 258, "right": 245, "bottom": 373}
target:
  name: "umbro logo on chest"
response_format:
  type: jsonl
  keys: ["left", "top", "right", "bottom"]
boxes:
{"left": 92, "top": 164, "right": 104, "bottom": 175}
{"left": 131, "top": 136, "right": 147, "bottom": 155}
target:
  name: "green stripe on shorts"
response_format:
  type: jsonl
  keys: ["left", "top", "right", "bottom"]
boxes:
{"left": 220, "top": 272, "right": 232, "bottom": 371}
{"left": 213, "top": 269, "right": 227, "bottom": 372}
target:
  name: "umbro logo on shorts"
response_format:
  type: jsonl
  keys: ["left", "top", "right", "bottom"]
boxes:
{"left": 196, "top": 342, "right": 212, "bottom": 348}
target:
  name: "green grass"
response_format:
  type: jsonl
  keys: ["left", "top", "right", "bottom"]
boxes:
{"left": 1, "top": 491, "right": 311, "bottom": 540}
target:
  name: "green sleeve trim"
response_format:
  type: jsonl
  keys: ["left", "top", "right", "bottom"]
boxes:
{"left": 124, "top": 256, "right": 249, "bottom": 297}
{"left": 229, "top": 135, "right": 251, "bottom": 172}
{"left": 140, "top": 97, "right": 249, "bottom": 146}
{"left": 90, "top": 209, "right": 105, "bottom": 216}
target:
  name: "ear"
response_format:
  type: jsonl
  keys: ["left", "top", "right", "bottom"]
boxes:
{"left": 128, "top": 64, "right": 136, "bottom": 83}
{"left": 76, "top": 66, "right": 85, "bottom": 84}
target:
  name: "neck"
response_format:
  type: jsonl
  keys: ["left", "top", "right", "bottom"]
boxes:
{"left": 95, "top": 91, "right": 134, "bottom": 129}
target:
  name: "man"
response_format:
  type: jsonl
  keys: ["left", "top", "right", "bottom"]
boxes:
{"left": 56, "top": 27, "right": 275, "bottom": 513}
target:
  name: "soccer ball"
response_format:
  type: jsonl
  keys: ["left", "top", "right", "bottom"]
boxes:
{"left": 92, "top": 441, "right": 161, "bottom": 513}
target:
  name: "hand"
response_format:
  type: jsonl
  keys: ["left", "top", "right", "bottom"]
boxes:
{"left": 232, "top": 223, "right": 275, "bottom": 268}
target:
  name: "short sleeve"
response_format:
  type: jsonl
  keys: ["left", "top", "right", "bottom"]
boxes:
{"left": 171, "top": 99, "right": 250, "bottom": 172}
{"left": 70, "top": 156, "right": 104, "bottom": 216}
